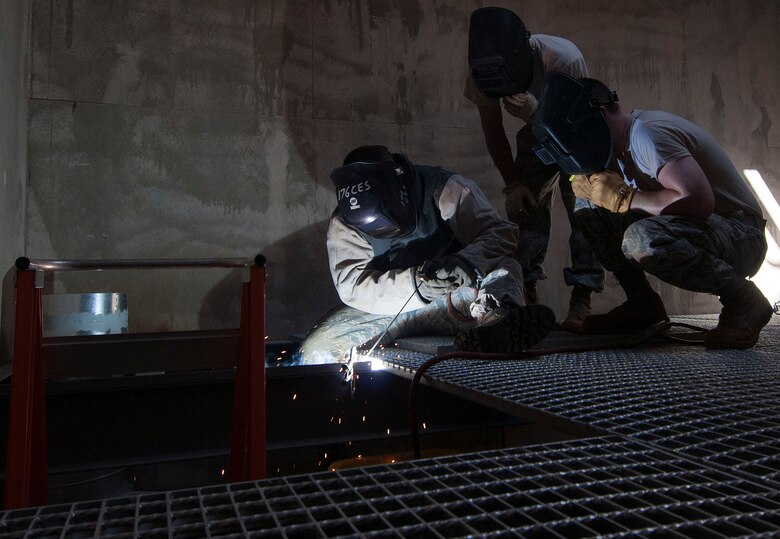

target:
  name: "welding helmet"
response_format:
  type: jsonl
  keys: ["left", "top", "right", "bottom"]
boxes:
{"left": 531, "top": 72, "right": 615, "bottom": 174}
{"left": 330, "top": 151, "right": 417, "bottom": 239}
{"left": 468, "top": 7, "right": 533, "bottom": 98}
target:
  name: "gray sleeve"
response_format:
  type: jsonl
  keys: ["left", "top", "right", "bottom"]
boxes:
{"left": 436, "top": 175, "right": 520, "bottom": 278}
{"left": 326, "top": 214, "right": 428, "bottom": 316}
{"left": 535, "top": 35, "right": 589, "bottom": 78}
{"left": 632, "top": 120, "right": 691, "bottom": 178}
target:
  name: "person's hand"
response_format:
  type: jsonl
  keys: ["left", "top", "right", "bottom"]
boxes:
{"left": 504, "top": 181, "right": 538, "bottom": 214}
{"left": 589, "top": 170, "right": 636, "bottom": 213}
{"left": 502, "top": 93, "right": 538, "bottom": 122}
{"left": 570, "top": 174, "right": 592, "bottom": 200}
{"left": 417, "top": 257, "right": 476, "bottom": 300}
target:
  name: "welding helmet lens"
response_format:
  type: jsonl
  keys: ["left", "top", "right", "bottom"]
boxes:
{"left": 468, "top": 7, "right": 533, "bottom": 98}
{"left": 532, "top": 72, "right": 613, "bottom": 174}
{"left": 330, "top": 160, "right": 417, "bottom": 239}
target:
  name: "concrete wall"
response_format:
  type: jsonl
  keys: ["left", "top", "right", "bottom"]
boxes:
{"left": 0, "top": 0, "right": 31, "bottom": 356}
{"left": 25, "top": 0, "right": 780, "bottom": 339}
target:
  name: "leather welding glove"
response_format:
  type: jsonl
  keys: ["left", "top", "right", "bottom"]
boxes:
{"left": 502, "top": 93, "right": 538, "bottom": 123}
{"left": 589, "top": 170, "right": 636, "bottom": 213}
{"left": 417, "top": 256, "right": 477, "bottom": 301}
{"left": 570, "top": 174, "right": 592, "bottom": 201}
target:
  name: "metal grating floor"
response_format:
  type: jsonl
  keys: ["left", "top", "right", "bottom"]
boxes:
{"left": 381, "top": 315, "right": 780, "bottom": 482}
{"left": 3, "top": 315, "right": 780, "bottom": 537}
{"left": 5, "top": 436, "right": 780, "bottom": 538}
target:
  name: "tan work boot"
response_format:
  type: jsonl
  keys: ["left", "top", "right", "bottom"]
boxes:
{"left": 704, "top": 281, "right": 773, "bottom": 349}
{"left": 559, "top": 294, "right": 591, "bottom": 333}
{"left": 454, "top": 304, "right": 556, "bottom": 353}
{"left": 582, "top": 291, "right": 668, "bottom": 334}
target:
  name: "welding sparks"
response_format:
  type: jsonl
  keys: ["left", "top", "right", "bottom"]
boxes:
{"left": 347, "top": 348, "right": 386, "bottom": 372}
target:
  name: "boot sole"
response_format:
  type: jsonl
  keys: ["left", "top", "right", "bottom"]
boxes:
{"left": 704, "top": 305, "right": 773, "bottom": 349}
{"left": 454, "top": 304, "right": 556, "bottom": 353}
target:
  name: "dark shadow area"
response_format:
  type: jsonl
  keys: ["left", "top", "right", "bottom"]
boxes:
{"left": 0, "top": 367, "right": 575, "bottom": 505}
{"left": 199, "top": 219, "right": 341, "bottom": 341}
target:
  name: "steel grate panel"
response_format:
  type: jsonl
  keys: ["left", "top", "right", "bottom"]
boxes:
{"left": 378, "top": 316, "right": 780, "bottom": 480}
{"left": 5, "top": 437, "right": 780, "bottom": 538}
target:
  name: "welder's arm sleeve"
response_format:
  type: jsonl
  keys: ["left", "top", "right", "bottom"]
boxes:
{"left": 326, "top": 215, "right": 428, "bottom": 316}
{"left": 436, "top": 175, "right": 519, "bottom": 277}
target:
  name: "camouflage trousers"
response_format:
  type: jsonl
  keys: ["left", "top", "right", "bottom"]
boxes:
{"left": 573, "top": 207, "right": 767, "bottom": 295}
{"left": 294, "top": 259, "right": 525, "bottom": 365}
{"left": 508, "top": 124, "right": 604, "bottom": 291}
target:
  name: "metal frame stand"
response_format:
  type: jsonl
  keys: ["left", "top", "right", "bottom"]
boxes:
{"left": 3, "top": 255, "right": 267, "bottom": 509}
{"left": 4, "top": 268, "right": 47, "bottom": 509}
{"left": 230, "top": 255, "right": 267, "bottom": 482}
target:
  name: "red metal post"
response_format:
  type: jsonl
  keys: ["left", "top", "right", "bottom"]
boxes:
{"left": 229, "top": 256, "right": 267, "bottom": 481}
{"left": 246, "top": 262, "right": 266, "bottom": 479}
{"left": 229, "top": 281, "right": 251, "bottom": 481}
{"left": 4, "top": 269, "right": 47, "bottom": 509}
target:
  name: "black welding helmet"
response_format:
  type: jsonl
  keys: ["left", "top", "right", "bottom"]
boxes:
{"left": 468, "top": 7, "right": 533, "bottom": 98}
{"left": 531, "top": 72, "right": 615, "bottom": 174}
{"left": 330, "top": 152, "right": 418, "bottom": 239}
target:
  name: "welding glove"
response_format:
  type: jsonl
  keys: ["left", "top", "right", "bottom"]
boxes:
{"left": 417, "top": 256, "right": 477, "bottom": 301}
{"left": 504, "top": 181, "right": 538, "bottom": 216}
{"left": 570, "top": 174, "right": 592, "bottom": 200}
{"left": 502, "top": 92, "right": 538, "bottom": 123}
{"left": 589, "top": 170, "right": 636, "bottom": 213}
{"left": 571, "top": 171, "right": 636, "bottom": 213}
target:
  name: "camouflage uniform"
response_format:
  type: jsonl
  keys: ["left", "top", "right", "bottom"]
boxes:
{"left": 295, "top": 281, "right": 495, "bottom": 365}
{"left": 573, "top": 109, "right": 768, "bottom": 299}
{"left": 464, "top": 34, "right": 605, "bottom": 296}
{"left": 508, "top": 125, "right": 604, "bottom": 291}
{"left": 574, "top": 207, "right": 767, "bottom": 295}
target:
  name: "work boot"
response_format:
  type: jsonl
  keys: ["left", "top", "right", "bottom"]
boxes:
{"left": 559, "top": 292, "right": 591, "bottom": 333}
{"left": 524, "top": 281, "right": 540, "bottom": 305}
{"left": 581, "top": 291, "right": 668, "bottom": 334}
{"left": 454, "top": 304, "right": 556, "bottom": 353}
{"left": 704, "top": 281, "right": 773, "bottom": 349}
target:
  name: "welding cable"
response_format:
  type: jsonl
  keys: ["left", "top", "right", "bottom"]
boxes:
{"left": 656, "top": 321, "right": 711, "bottom": 344}
{"left": 408, "top": 319, "right": 695, "bottom": 459}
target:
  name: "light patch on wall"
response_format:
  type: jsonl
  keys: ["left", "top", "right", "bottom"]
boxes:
{"left": 744, "top": 169, "right": 780, "bottom": 304}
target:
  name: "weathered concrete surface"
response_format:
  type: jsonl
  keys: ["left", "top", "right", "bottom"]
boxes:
{"left": 25, "top": 0, "right": 780, "bottom": 338}
{"left": 0, "top": 0, "right": 30, "bottom": 358}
